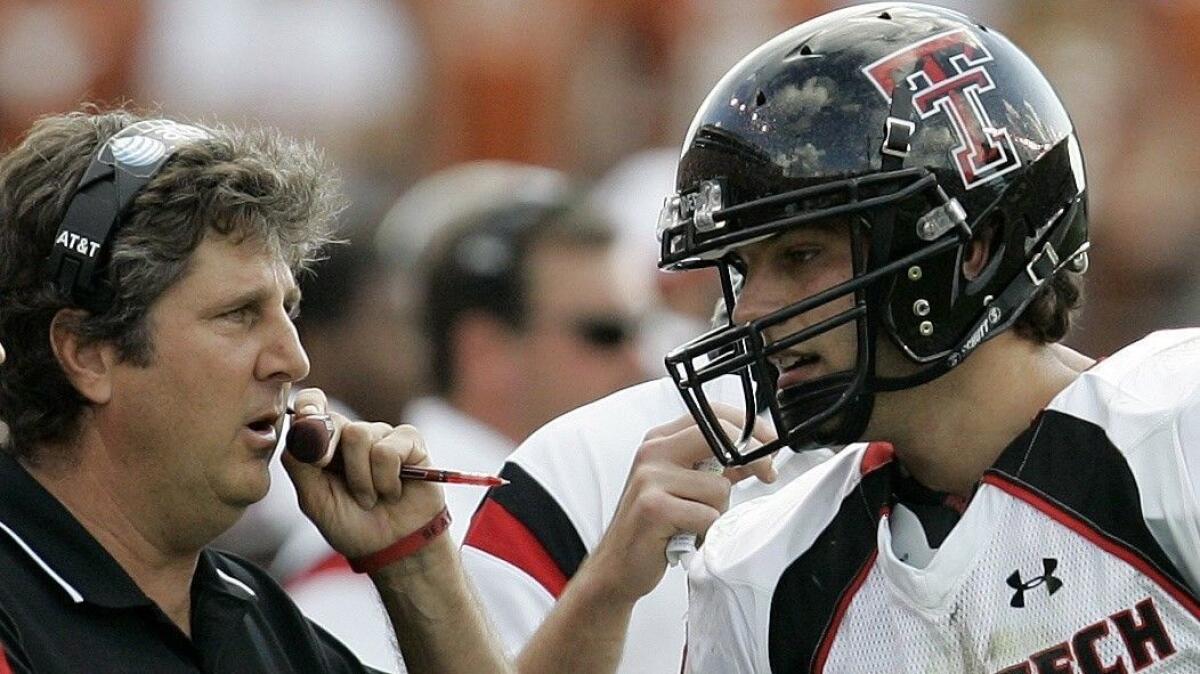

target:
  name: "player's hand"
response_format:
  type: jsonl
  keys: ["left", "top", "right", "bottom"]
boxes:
{"left": 281, "top": 387, "right": 446, "bottom": 560}
{"left": 582, "top": 404, "right": 777, "bottom": 603}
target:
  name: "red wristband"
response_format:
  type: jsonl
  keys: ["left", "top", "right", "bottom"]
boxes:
{"left": 348, "top": 506, "right": 452, "bottom": 574}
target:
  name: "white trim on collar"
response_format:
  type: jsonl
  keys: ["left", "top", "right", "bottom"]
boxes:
{"left": 215, "top": 568, "right": 257, "bottom": 598}
{"left": 0, "top": 518, "right": 84, "bottom": 603}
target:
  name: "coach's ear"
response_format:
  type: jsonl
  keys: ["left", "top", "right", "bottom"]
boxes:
{"left": 49, "top": 309, "right": 114, "bottom": 404}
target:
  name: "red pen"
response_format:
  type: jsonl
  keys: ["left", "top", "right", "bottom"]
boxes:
{"left": 285, "top": 411, "right": 508, "bottom": 487}
{"left": 399, "top": 466, "right": 507, "bottom": 487}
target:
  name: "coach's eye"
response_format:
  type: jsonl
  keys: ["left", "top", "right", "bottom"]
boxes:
{"left": 221, "top": 306, "right": 257, "bottom": 325}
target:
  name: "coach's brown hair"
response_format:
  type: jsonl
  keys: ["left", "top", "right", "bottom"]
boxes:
{"left": 0, "top": 108, "right": 343, "bottom": 461}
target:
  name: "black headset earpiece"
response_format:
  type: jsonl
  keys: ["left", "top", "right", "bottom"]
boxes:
{"left": 44, "top": 119, "right": 210, "bottom": 313}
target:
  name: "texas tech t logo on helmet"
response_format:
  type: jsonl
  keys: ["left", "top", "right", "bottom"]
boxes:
{"left": 863, "top": 28, "right": 1021, "bottom": 190}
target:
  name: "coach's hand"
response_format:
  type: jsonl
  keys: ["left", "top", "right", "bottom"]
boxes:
{"left": 582, "top": 404, "right": 777, "bottom": 603}
{"left": 282, "top": 387, "right": 446, "bottom": 560}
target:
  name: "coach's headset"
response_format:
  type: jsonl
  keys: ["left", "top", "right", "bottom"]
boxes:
{"left": 45, "top": 119, "right": 211, "bottom": 313}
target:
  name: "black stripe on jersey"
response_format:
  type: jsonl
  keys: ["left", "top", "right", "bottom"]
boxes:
{"left": 989, "top": 409, "right": 1192, "bottom": 594}
{"left": 768, "top": 462, "right": 892, "bottom": 674}
{"left": 487, "top": 463, "right": 589, "bottom": 579}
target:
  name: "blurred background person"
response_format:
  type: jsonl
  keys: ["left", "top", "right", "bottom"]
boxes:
{"left": 273, "top": 164, "right": 646, "bottom": 671}
{"left": 588, "top": 147, "right": 724, "bottom": 375}
{"left": 412, "top": 197, "right": 646, "bottom": 469}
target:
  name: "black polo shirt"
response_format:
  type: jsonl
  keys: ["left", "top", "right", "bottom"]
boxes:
{"left": 0, "top": 453, "right": 389, "bottom": 673}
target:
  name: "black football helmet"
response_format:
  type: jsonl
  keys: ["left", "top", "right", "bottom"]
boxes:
{"left": 658, "top": 2, "right": 1089, "bottom": 465}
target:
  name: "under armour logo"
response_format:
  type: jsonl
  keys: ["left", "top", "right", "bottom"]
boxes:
{"left": 1007, "top": 558, "right": 1063, "bottom": 608}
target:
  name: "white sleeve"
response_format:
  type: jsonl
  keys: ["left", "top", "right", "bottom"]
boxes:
{"left": 461, "top": 545, "right": 556, "bottom": 659}
{"left": 1159, "top": 388, "right": 1200, "bottom": 593}
{"left": 1053, "top": 331, "right": 1200, "bottom": 597}
{"left": 685, "top": 558, "right": 765, "bottom": 674}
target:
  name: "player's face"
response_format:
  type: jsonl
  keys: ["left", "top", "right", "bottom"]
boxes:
{"left": 105, "top": 234, "right": 309, "bottom": 537}
{"left": 730, "top": 221, "right": 859, "bottom": 398}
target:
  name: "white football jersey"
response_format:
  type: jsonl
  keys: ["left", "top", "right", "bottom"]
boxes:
{"left": 687, "top": 329, "right": 1200, "bottom": 673}
{"left": 463, "top": 376, "right": 831, "bottom": 674}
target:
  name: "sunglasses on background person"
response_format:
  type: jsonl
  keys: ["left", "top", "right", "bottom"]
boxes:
{"left": 533, "top": 313, "right": 638, "bottom": 350}
{"left": 570, "top": 314, "right": 638, "bottom": 349}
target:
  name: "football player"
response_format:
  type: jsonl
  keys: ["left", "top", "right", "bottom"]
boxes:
{"left": 657, "top": 3, "right": 1200, "bottom": 672}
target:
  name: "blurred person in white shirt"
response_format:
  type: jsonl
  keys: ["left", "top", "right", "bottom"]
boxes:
{"left": 278, "top": 166, "right": 645, "bottom": 672}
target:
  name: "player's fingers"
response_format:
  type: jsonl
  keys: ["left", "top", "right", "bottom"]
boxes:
{"left": 641, "top": 406, "right": 776, "bottom": 465}
{"left": 723, "top": 455, "right": 778, "bottom": 484}
{"left": 640, "top": 423, "right": 726, "bottom": 466}
{"left": 709, "top": 417, "right": 778, "bottom": 484}
{"left": 710, "top": 402, "right": 777, "bottom": 446}
{"left": 665, "top": 468, "right": 732, "bottom": 514}
{"left": 638, "top": 490, "right": 723, "bottom": 538}
{"left": 640, "top": 416, "right": 761, "bottom": 466}
{"left": 642, "top": 413, "right": 705, "bottom": 442}
{"left": 628, "top": 463, "right": 731, "bottom": 514}
{"left": 643, "top": 404, "right": 775, "bottom": 446}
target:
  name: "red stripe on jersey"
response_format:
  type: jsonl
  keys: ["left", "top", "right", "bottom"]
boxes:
{"left": 984, "top": 474, "right": 1200, "bottom": 619}
{"left": 0, "top": 643, "right": 13, "bottom": 674}
{"left": 283, "top": 551, "right": 352, "bottom": 589}
{"left": 811, "top": 548, "right": 879, "bottom": 672}
{"left": 860, "top": 442, "right": 895, "bottom": 476}
{"left": 465, "top": 499, "right": 568, "bottom": 597}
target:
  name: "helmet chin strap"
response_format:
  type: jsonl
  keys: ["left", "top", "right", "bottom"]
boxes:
{"left": 777, "top": 372, "right": 876, "bottom": 447}
{"left": 870, "top": 354, "right": 953, "bottom": 392}
{"left": 775, "top": 307, "right": 880, "bottom": 449}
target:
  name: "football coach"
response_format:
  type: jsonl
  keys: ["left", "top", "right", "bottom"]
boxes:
{"left": 0, "top": 110, "right": 508, "bottom": 673}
